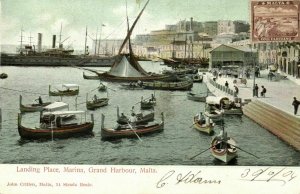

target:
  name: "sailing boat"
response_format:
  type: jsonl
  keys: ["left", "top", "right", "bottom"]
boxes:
{"left": 94, "top": 0, "right": 171, "bottom": 82}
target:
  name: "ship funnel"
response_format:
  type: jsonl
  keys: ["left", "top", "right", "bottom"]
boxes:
{"left": 52, "top": 35, "right": 56, "bottom": 48}
{"left": 37, "top": 33, "right": 42, "bottom": 52}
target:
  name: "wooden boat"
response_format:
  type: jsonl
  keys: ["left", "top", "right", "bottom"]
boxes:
{"left": 83, "top": 72, "right": 99, "bottom": 80}
{"left": 19, "top": 95, "right": 51, "bottom": 113}
{"left": 210, "top": 128, "right": 237, "bottom": 163}
{"left": 192, "top": 74, "right": 203, "bottom": 83}
{"left": 192, "top": 114, "right": 214, "bottom": 135}
{"left": 86, "top": 94, "right": 109, "bottom": 110}
{"left": 142, "top": 79, "right": 193, "bottom": 91}
{"left": 140, "top": 96, "right": 156, "bottom": 110}
{"left": 119, "top": 83, "right": 144, "bottom": 90}
{"left": 0, "top": 73, "right": 8, "bottom": 79}
{"left": 101, "top": 112, "right": 164, "bottom": 140}
{"left": 17, "top": 111, "right": 94, "bottom": 140}
{"left": 187, "top": 92, "right": 207, "bottom": 102}
{"left": 98, "top": 83, "right": 107, "bottom": 92}
{"left": 93, "top": 0, "right": 174, "bottom": 83}
{"left": 204, "top": 109, "right": 223, "bottom": 122}
{"left": 49, "top": 84, "right": 79, "bottom": 96}
{"left": 41, "top": 101, "right": 74, "bottom": 123}
{"left": 206, "top": 96, "right": 243, "bottom": 116}
{"left": 116, "top": 106, "right": 154, "bottom": 125}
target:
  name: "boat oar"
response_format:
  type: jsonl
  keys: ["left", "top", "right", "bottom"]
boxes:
{"left": 126, "top": 122, "right": 143, "bottom": 142}
{"left": 189, "top": 144, "right": 216, "bottom": 160}
{"left": 226, "top": 141, "right": 260, "bottom": 159}
{"left": 189, "top": 122, "right": 195, "bottom": 128}
{"left": 107, "top": 87, "right": 116, "bottom": 92}
{"left": 90, "top": 87, "right": 99, "bottom": 92}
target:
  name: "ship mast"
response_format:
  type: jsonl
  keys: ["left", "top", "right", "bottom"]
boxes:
{"left": 84, "top": 26, "right": 87, "bottom": 55}
{"left": 19, "top": 27, "right": 24, "bottom": 54}
{"left": 59, "top": 23, "right": 62, "bottom": 48}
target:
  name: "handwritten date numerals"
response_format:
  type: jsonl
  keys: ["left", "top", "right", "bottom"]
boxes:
{"left": 240, "top": 167, "right": 297, "bottom": 186}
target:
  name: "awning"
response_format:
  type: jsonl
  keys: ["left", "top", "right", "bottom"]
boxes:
{"left": 44, "top": 110, "right": 85, "bottom": 116}
{"left": 62, "top": 84, "right": 79, "bottom": 88}
{"left": 44, "top": 101, "right": 69, "bottom": 111}
{"left": 206, "top": 96, "right": 229, "bottom": 105}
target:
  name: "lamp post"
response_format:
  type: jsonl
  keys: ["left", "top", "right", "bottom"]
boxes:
{"left": 252, "top": 43, "right": 256, "bottom": 97}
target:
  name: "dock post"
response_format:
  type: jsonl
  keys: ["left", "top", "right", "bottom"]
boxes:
{"left": 0, "top": 108, "right": 2, "bottom": 130}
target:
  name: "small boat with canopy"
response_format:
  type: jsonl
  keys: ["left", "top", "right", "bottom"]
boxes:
{"left": 18, "top": 111, "right": 94, "bottom": 140}
{"left": 49, "top": 84, "right": 79, "bottom": 96}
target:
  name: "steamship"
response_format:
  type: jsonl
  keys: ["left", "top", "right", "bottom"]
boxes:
{"left": 0, "top": 33, "right": 115, "bottom": 67}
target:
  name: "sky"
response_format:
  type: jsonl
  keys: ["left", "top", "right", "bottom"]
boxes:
{"left": 0, "top": 0, "right": 250, "bottom": 49}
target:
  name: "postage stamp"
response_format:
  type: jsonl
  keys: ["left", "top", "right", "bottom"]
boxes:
{"left": 251, "top": 0, "right": 300, "bottom": 42}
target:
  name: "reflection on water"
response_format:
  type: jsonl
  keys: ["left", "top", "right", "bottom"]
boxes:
{"left": 0, "top": 64, "right": 299, "bottom": 166}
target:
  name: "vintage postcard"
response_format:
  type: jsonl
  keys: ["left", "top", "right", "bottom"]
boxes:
{"left": 0, "top": 0, "right": 299, "bottom": 194}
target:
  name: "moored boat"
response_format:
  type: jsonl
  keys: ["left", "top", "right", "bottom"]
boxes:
{"left": 210, "top": 128, "right": 237, "bottom": 163}
{"left": 187, "top": 92, "right": 207, "bottom": 102}
{"left": 192, "top": 74, "right": 203, "bottom": 83}
{"left": 83, "top": 72, "right": 99, "bottom": 80}
{"left": 19, "top": 95, "right": 51, "bottom": 113}
{"left": 49, "top": 84, "right": 79, "bottom": 96}
{"left": 101, "top": 112, "right": 164, "bottom": 140}
{"left": 0, "top": 73, "right": 8, "bottom": 79}
{"left": 142, "top": 79, "right": 193, "bottom": 91}
{"left": 18, "top": 111, "right": 94, "bottom": 140}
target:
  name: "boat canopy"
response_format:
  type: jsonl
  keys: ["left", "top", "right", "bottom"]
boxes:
{"left": 46, "top": 110, "right": 85, "bottom": 116}
{"left": 206, "top": 96, "right": 229, "bottom": 105}
{"left": 44, "top": 101, "right": 69, "bottom": 111}
{"left": 62, "top": 84, "right": 79, "bottom": 88}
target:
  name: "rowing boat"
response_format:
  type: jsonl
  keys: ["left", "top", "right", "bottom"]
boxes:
{"left": 19, "top": 95, "right": 51, "bottom": 113}
{"left": 210, "top": 129, "right": 237, "bottom": 163}
{"left": 116, "top": 106, "right": 154, "bottom": 125}
{"left": 101, "top": 113, "right": 164, "bottom": 140}
{"left": 192, "top": 115, "right": 214, "bottom": 135}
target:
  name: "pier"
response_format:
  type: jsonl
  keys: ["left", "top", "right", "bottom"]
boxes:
{"left": 205, "top": 70, "right": 300, "bottom": 151}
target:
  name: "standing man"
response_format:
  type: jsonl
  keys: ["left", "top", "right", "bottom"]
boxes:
{"left": 234, "top": 86, "right": 239, "bottom": 96}
{"left": 292, "top": 97, "right": 300, "bottom": 115}
{"left": 225, "top": 81, "right": 229, "bottom": 88}
{"left": 254, "top": 84, "right": 259, "bottom": 97}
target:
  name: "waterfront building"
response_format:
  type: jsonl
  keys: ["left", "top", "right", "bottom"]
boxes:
{"left": 209, "top": 44, "right": 258, "bottom": 69}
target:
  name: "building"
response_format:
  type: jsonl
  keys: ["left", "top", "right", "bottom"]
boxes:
{"left": 209, "top": 44, "right": 258, "bottom": 69}
{"left": 218, "top": 20, "right": 235, "bottom": 35}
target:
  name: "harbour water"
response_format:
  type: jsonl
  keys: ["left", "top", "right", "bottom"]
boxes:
{"left": 0, "top": 62, "right": 299, "bottom": 166}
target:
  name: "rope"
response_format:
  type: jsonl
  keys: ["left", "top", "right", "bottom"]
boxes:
{"left": 0, "top": 86, "right": 48, "bottom": 96}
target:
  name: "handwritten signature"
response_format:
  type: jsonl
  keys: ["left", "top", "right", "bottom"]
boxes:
{"left": 240, "top": 167, "right": 297, "bottom": 186}
{"left": 156, "top": 170, "right": 221, "bottom": 188}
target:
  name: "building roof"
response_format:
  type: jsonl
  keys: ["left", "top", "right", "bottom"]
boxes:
{"left": 210, "top": 44, "right": 257, "bottom": 53}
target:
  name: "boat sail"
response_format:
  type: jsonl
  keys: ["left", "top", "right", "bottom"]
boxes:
{"left": 95, "top": 0, "right": 171, "bottom": 82}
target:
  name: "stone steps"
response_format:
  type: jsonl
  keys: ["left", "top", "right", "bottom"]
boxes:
{"left": 243, "top": 100, "right": 300, "bottom": 151}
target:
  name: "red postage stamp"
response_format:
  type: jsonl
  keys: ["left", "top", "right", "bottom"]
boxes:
{"left": 251, "top": 0, "right": 300, "bottom": 42}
